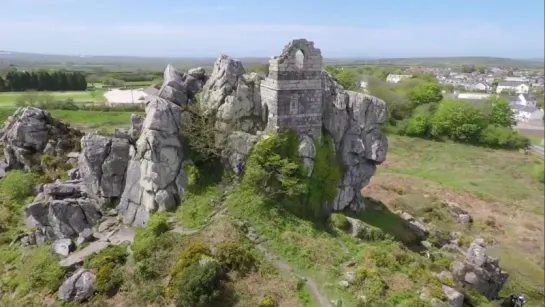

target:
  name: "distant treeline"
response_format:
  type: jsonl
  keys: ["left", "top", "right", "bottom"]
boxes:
{"left": 0, "top": 71, "right": 87, "bottom": 92}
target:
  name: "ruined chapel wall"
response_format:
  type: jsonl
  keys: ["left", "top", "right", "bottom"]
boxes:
{"left": 260, "top": 39, "right": 324, "bottom": 138}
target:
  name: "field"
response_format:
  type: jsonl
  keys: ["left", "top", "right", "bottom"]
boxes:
{"left": 0, "top": 91, "right": 106, "bottom": 107}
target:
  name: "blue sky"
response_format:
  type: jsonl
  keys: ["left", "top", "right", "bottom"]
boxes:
{"left": 0, "top": 0, "right": 543, "bottom": 58}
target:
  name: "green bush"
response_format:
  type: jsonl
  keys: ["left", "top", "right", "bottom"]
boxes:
{"left": 170, "top": 241, "right": 212, "bottom": 279}
{"left": 84, "top": 245, "right": 128, "bottom": 296}
{"left": 430, "top": 100, "right": 487, "bottom": 143}
{"left": 479, "top": 125, "right": 529, "bottom": 149}
{"left": 260, "top": 295, "right": 276, "bottom": 307}
{"left": 173, "top": 261, "right": 224, "bottom": 307}
{"left": 427, "top": 277, "right": 446, "bottom": 300}
{"left": 330, "top": 213, "right": 351, "bottom": 231}
{"left": 147, "top": 212, "right": 171, "bottom": 236}
{"left": 306, "top": 134, "right": 344, "bottom": 220}
{"left": 94, "top": 262, "right": 124, "bottom": 295}
{"left": 3, "top": 245, "right": 65, "bottom": 296}
{"left": 215, "top": 242, "right": 256, "bottom": 274}
{"left": 0, "top": 170, "right": 36, "bottom": 231}
{"left": 84, "top": 245, "right": 128, "bottom": 270}
{"left": 0, "top": 170, "right": 36, "bottom": 203}
{"left": 242, "top": 130, "right": 343, "bottom": 221}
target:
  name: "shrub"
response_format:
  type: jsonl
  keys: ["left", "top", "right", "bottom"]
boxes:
{"left": 260, "top": 295, "right": 276, "bottom": 307}
{"left": 430, "top": 100, "right": 487, "bottom": 143}
{"left": 95, "top": 262, "right": 124, "bottom": 295}
{"left": 0, "top": 170, "right": 36, "bottom": 203}
{"left": 4, "top": 245, "right": 65, "bottom": 296}
{"left": 356, "top": 225, "right": 389, "bottom": 241}
{"left": 84, "top": 245, "right": 128, "bottom": 270}
{"left": 427, "top": 277, "right": 446, "bottom": 300}
{"left": 479, "top": 125, "right": 529, "bottom": 149}
{"left": 215, "top": 242, "right": 256, "bottom": 274}
{"left": 171, "top": 241, "right": 212, "bottom": 279}
{"left": 432, "top": 257, "right": 452, "bottom": 271}
{"left": 173, "top": 261, "right": 224, "bottom": 307}
{"left": 306, "top": 134, "right": 344, "bottom": 219}
{"left": 0, "top": 170, "right": 36, "bottom": 231}
{"left": 330, "top": 213, "right": 351, "bottom": 231}
{"left": 84, "top": 245, "right": 128, "bottom": 296}
{"left": 147, "top": 212, "right": 171, "bottom": 236}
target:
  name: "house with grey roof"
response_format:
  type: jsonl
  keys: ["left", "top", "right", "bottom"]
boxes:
{"left": 496, "top": 81, "right": 529, "bottom": 94}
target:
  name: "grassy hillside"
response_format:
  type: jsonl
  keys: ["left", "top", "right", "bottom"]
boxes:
{"left": 0, "top": 108, "right": 543, "bottom": 306}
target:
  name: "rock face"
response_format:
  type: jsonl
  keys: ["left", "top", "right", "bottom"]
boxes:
{"left": 118, "top": 66, "right": 194, "bottom": 227}
{"left": 199, "top": 39, "right": 388, "bottom": 212}
{"left": 58, "top": 268, "right": 96, "bottom": 302}
{"left": 0, "top": 107, "right": 82, "bottom": 171}
{"left": 199, "top": 55, "right": 264, "bottom": 172}
{"left": 322, "top": 73, "right": 388, "bottom": 211}
{"left": 79, "top": 133, "right": 130, "bottom": 207}
{"left": 451, "top": 238, "right": 509, "bottom": 300}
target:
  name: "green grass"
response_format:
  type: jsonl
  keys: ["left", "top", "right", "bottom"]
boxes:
{"left": 0, "top": 107, "right": 142, "bottom": 127}
{"left": 383, "top": 134, "right": 545, "bottom": 214}
{"left": 0, "top": 91, "right": 106, "bottom": 107}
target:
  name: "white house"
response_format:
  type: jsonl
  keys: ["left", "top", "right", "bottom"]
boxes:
{"left": 472, "top": 82, "right": 491, "bottom": 92}
{"left": 510, "top": 104, "right": 544, "bottom": 123}
{"left": 504, "top": 76, "right": 529, "bottom": 82}
{"left": 496, "top": 81, "right": 529, "bottom": 94}
{"left": 456, "top": 92, "right": 491, "bottom": 100}
{"left": 518, "top": 93, "right": 537, "bottom": 106}
{"left": 386, "top": 74, "right": 413, "bottom": 84}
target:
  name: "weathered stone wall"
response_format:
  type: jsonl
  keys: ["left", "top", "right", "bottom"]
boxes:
{"left": 261, "top": 39, "right": 323, "bottom": 138}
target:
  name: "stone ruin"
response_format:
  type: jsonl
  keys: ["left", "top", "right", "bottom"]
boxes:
{"left": 261, "top": 39, "right": 324, "bottom": 139}
{"left": 0, "top": 39, "right": 389, "bottom": 242}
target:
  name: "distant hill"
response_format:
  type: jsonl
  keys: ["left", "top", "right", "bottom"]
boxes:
{"left": 0, "top": 51, "right": 543, "bottom": 71}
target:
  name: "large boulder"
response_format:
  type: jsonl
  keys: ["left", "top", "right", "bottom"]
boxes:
{"left": 79, "top": 133, "right": 130, "bottom": 208}
{"left": 118, "top": 66, "right": 189, "bottom": 227}
{"left": 451, "top": 238, "right": 509, "bottom": 300}
{"left": 25, "top": 197, "right": 101, "bottom": 240}
{"left": 200, "top": 55, "right": 264, "bottom": 171}
{"left": 0, "top": 107, "right": 82, "bottom": 171}
{"left": 58, "top": 268, "right": 96, "bottom": 302}
{"left": 322, "top": 72, "right": 388, "bottom": 211}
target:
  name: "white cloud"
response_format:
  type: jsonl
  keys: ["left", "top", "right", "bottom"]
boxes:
{"left": 0, "top": 19, "right": 542, "bottom": 58}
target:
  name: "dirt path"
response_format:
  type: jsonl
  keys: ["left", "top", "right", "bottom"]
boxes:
{"left": 171, "top": 209, "right": 332, "bottom": 307}
{"left": 253, "top": 240, "right": 332, "bottom": 307}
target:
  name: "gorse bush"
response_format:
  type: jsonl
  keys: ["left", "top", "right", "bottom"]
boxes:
{"left": 170, "top": 241, "right": 212, "bottom": 280}
{"left": 215, "top": 242, "right": 256, "bottom": 274}
{"left": 84, "top": 245, "right": 128, "bottom": 296}
{"left": 242, "top": 129, "right": 343, "bottom": 221}
{"left": 173, "top": 261, "right": 224, "bottom": 307}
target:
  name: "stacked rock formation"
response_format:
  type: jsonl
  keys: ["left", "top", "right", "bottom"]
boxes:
{"left": 118, "top": 65, "right": 202, "bottom": 227}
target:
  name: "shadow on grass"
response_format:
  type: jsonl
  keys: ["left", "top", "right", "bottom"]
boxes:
{"left": 347, "top": 197, "right": 427, "bottom": 253}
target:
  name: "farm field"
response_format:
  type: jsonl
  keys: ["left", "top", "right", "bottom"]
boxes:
{"left": 0, "top": 91, "right": 106, "bottom": 107}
